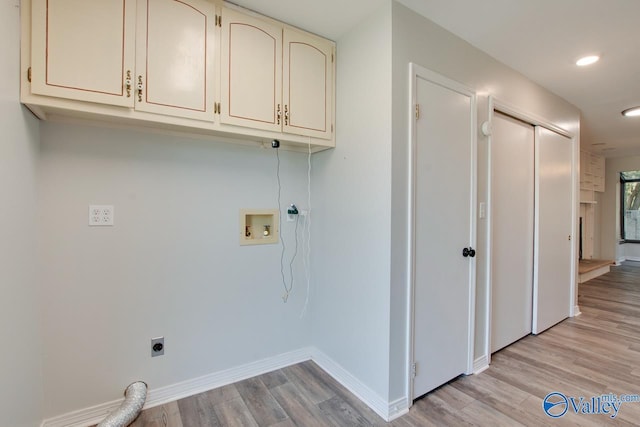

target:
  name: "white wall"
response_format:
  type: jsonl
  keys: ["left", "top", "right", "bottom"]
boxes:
{"left": 600, "top": 155, "right": 640, "bottom": 262}
{"left": 38, "top": 122, "right": 312, "bottom": 417}
{"left": 311, "top": 3, "right": 393, "bottom": 401}
{"left": 389, "top": 1, "right": 580, "bottom": 401}
{"left": 0, "top": 2, "right": 44, "bottom": 426}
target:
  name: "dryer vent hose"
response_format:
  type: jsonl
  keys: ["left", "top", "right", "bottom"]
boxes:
{"left": 98, "top": 381, "right": 147, "bottom": 427}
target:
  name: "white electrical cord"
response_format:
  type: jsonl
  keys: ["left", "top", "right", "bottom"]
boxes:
{"left": 300, "top": 138, "right": 312, "bottom": 317}
{"left": 275, "top": 148, "right": 292, "bottom": 302}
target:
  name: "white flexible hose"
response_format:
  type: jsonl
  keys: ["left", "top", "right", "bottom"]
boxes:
{"left": 98, "top": 381, "right": 147, "bottom": 427}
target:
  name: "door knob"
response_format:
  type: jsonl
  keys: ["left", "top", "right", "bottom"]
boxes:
{"left": 462, "top": 247, "right": 476, "bottom": 258}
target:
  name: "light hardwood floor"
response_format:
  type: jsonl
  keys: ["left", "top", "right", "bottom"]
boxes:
{"left": 128, "top": 262, "right": 640, "bottom": 426}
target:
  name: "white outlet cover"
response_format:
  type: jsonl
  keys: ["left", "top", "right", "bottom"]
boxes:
{"left": 89, "top": 205, "right": 114, "bottom": 226}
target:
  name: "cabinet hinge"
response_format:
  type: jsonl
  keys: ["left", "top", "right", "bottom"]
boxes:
{"left": 27, "top": 66, "right": 32, "bottom": 83}
{"left": 411, "top": 362, "right": 417, "bottom": 378}
{"left": 415, "top": 104, "right": 420, "bottom": 119}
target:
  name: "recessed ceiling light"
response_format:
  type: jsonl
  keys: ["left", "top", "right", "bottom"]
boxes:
{"left": 576, "top": 55, "right": 600, "bottom": 66}
{"left": 622, "top": 106, "right": 640, "bottom": 117}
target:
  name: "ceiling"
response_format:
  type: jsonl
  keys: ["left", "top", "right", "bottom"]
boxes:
{"left": 230, "top": 0, "right": 640, "bottom": 158}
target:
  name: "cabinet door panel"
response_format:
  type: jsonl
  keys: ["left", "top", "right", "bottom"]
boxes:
{"left": 283, "top": 29, "right": 333, "bottom": 140}
{"left": 136, "top": 0, "right": 214, "bottom": 121}
{"left": 221, "top": 9, "right": 282, "bottom": 132}
{"left": 31, "top": 0, "right": 135, "bottom": 107}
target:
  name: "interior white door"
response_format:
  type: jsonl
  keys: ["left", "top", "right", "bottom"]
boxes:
{"left": 412, "top": 67, "right": 475, "bottom": 399}
{"left": 533, "top": 127, "right": 573, "bottom": 333}
{"left": 490, "top": 112, "right": 534, "bottom": 353}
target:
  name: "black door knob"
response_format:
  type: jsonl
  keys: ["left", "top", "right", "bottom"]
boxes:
{"left": 462, "top": 247, "right": 470, "bottom": 257}
{"left": 462, "top": 247, "right": 476, "bottom": 258}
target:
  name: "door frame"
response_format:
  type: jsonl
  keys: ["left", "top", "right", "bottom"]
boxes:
{"left": 406, "top": 62, "right": 477, "bottom": 402}
{"left": 483, "top": 96, "right": 578, "bottom": 366}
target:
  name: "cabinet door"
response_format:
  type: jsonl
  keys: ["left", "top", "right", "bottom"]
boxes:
{"left": 135, "top": 0, "right": 215, "bottom": 121}
{"left": 31, "top": 0, "right": 136, "bottom": 107}
{"left": 283, "top": 28, "right": 334, "bottom": 140}
{"left": 220, "top": 8, "right": 282, "bottom": 132}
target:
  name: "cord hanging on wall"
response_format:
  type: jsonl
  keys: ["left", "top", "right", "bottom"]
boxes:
{"left": 273, "top": 140, "right": 298, "bottom": 302}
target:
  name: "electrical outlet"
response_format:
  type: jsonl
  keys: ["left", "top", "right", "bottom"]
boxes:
{"left": 89, "top": 205, "right": 114, "bottom": 226}
{"left": 151, "top": 337, "right": 164, "bottom": 357}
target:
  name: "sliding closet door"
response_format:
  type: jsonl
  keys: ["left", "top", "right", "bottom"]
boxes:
{"left": 533, "top": 127, "right": 573, "bottom": 333}
{"left": 491, "top": 113, "right": 534, "bottom": 352}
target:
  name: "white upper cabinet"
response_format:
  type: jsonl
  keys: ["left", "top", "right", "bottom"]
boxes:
{"left": 135, "top": 0, "right": 215, "bottom": 121}
{"left": 30, "top": 0, "right": 136, "bottom": 107}
{"left": 220, "top": 7, "right": 335, "bottom": 140}
{"left": 30, "top": 0, "right": 215, "bottom": 120}
{"left": 220, "top": 8, "right": 282, "bottom": 132}
{"left": 283, "top": 28, "right": 333, "bottom": 140}
{"left": 23, "top": 1, "right": 336, "bottom": 149}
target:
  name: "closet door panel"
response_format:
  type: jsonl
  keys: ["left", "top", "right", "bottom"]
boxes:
{"left": 533, "top": 127, "right": 573, "bottom": 333}
{"left": 491, "top": 113, "right": 535, "bottom": 353}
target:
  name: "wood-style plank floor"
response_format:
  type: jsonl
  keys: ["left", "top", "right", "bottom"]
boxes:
{"left": 128, "top": 262, "right": 640, "bottom": 426}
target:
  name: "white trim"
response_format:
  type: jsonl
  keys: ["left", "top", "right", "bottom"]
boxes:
{"left": 489, "top": 98, "right": 572, "bottom": 139}
{"left": 41, "top": 347, "right": 313, "bottom": 427}
{"left": 407, "top": 62, "right": 477, "bottom": 401}
{"left": 473, "top": 355, "right": 490, "bottom": 374}
{"left": 532, "top": 126, "right": 542, "bottom": 332}
{"left": 484, "top": 96, "right": 495, "bottom": 366}
{"left": 625, "top": 256, "right": 640, "bottom": 262}
{"left": 405, "top": 62, "right": 417, "bottom": 406}
{"left": 573, "top": 305, "right": 582, "bottom": 316}
{"left": 311, "top": 348, "right": 407, "bottom": 421}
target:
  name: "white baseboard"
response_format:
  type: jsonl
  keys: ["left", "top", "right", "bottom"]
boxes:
{"left": 41, "top": 346, "right": 410, "bottom": 426}
{"left": 473, "top": 355, "right": 489, "bottom": 374}
{"left": 41, "top": 347, "right": 313, "bottom": 427}
{"left": 624, "top": 256, "right": 640, "bottom": 262}
{"left": 310, "top": 348, "right": 408, "bottom": 422}
{"left": 616, "top": 257, "right": 626, "bottom": 265}
{"left": 573, "top": 305, "right": 581, "bottom": 316}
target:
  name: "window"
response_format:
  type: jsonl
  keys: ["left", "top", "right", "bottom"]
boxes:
{"left": 620, "top": 171, "right": 640, "bottom": 242}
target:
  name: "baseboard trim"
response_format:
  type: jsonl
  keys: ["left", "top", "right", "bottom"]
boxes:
{"left": 573, "top": 305, "right": 581, "bottom": 316}
{"left": 41, "top": 347, "right": 313, "bottom": 427}
{"left": 473, "top": 355, "right": 490, "bottom": 374}
{"left": 310, "top": 348, "right": 404, "bottom": 422}
{"left": 624, "top": 256, "right": 640, "bottom": 262}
